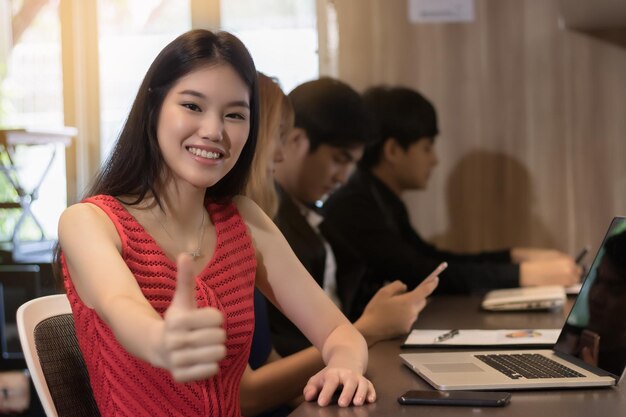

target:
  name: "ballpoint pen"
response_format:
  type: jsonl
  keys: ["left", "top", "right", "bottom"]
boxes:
{"left": 433, "top": 329, "right": 459, "bottom": 343}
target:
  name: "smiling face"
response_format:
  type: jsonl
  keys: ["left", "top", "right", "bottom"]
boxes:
{"left": 156, "top": 63, "right": 251, "bottom": 191}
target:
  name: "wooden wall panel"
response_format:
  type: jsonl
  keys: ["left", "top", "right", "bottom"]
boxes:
{"left": 327, "top": 0, "right": 626, "bottom": 256}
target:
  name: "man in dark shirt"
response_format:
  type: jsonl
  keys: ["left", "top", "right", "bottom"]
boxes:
{"left": 322, "top": 86, "right": 580, "bottom": 317}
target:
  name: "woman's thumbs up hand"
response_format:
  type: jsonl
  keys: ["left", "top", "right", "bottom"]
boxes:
{"left": 161, "top": 254, "right": 226, "bottom": 382}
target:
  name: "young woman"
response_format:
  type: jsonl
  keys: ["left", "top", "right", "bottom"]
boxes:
{"left": 57, "top": 30, "right": 375, "bottom": 417}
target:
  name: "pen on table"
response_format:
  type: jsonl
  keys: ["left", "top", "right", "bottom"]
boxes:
{"left": 575, "top": 245, "right": 590, "bottom": 265}
{"left": 433, "top": 329, "right": 459, "bottom": 343}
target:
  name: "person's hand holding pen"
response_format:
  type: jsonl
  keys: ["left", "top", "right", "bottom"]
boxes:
{"left": 574, "top": 246, "right": 590, "bottom": 265}
{"left": 561, "top": 245, "right": 589, "bottom": 289}
{"left": 515, "top": 247, "right": 583, "bottom": 287}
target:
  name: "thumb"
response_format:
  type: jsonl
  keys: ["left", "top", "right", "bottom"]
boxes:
{"left": 407, "top": 276, "right": 438, "bottom": 300}
{"left": 407, "top": 262, "right": 447, "bottom": 300}
{"left": 375, "top": 281, "right": 407, "bottom": 299}
{"left": 171, "top": 253, "right": 197, "bottom": 311}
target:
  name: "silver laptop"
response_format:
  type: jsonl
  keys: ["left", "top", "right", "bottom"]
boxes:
{"left": 401, "top": 216, "right": 626, "bottom": 390}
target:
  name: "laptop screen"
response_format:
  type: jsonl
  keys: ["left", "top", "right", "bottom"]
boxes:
{"left": 554, "top": 217, "right": 626, "bottom": 378}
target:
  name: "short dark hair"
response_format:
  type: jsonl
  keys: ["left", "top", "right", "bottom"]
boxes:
{"left": 358, "top": 86, "right": 438, "bottom": 170}
{"left": 288, "top": 77, "right": 371, "bottom": 152}
{"left": 86, "top": 29, "right": 259, "bottom": 205}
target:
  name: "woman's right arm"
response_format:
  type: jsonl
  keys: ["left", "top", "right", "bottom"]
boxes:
{"left": 239, "top": 265, "right": 443, "bottom": 416}
{"left": 58, "top": 203, "right": 225, "bottom": 382}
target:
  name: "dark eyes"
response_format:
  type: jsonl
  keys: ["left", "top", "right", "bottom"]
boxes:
{"left": 226, "top": 112, "right": 246, "bottom": 121}
{"left": 180, "top": 103, "right": 247, "bottom": 121}
{"left": 182, "top": 103, "right": 202, "bottom": 112}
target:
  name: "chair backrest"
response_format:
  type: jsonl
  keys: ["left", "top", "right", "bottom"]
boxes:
{"left": 17, "top": 294, "right": 100, "bottom": 417}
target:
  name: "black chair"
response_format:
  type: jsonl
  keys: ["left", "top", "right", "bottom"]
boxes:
{"left": 17, "top": 294, "right": 100, "bottom": 417}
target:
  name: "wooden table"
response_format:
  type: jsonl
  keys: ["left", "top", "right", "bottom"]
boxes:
{"left": 289, "top": 295, "right": 626, "bottom": 416}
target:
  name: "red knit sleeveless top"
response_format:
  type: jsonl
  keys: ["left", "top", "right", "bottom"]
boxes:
{"left": 62, "top": 195, "right": 256, "bottom": 417}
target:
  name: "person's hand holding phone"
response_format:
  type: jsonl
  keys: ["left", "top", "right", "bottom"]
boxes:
{"left": 355, "top": 263, "right": 447, "bottom": 346}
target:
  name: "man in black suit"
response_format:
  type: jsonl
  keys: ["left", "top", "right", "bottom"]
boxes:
{"left": 269, "top": 77, "right": 374, "bottom": 355}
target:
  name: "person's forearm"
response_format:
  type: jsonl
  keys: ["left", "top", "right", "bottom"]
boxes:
{"left": 353, "top": 315, "right": 382, "bottom": 347}
{"left": 240, "top": 348, "right": 325, "bottom": 416}
{"left": 97, "top": 294, "right": 166, "bottom": 368}
{"left": 321, "top": 323, "right": 368, "bottom": 373}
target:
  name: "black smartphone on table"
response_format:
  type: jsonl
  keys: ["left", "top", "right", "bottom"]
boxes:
{"left": 398, "top": 390, "right": 511, "bottom": 407}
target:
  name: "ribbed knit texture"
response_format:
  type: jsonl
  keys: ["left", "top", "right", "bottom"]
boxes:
{"left": 62, "top": 195, "right": 257, "bottom": 417}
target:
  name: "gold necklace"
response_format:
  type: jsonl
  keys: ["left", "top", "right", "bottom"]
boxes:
{"left": 151, "top": 208, "right": 206, "bottom": 259}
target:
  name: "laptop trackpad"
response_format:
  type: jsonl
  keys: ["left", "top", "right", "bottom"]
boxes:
{"left": 425, "top": 363, "right": 485, "bottom": 373}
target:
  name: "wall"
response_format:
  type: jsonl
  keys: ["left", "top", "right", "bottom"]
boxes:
{"left": 328, "top": 0, "right": 626, "bottom": 256}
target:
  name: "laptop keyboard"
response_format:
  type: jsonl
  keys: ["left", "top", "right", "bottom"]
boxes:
{"left": 475, "top": 353, "right": 586, "bottom": 379}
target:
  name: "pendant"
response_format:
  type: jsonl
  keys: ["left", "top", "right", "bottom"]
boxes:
{"left": 189, "top": 250, "right": 201, "bottom": 259}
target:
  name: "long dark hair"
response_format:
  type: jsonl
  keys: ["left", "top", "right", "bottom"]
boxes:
{"left": 53, "top": 30, "right": 258, "bottom": 283}
{"left": 87, "top": 29, "right": 259, "bottom": 205}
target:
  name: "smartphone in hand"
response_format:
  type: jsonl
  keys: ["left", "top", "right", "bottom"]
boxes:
{"left": 398, "top": 390, "right": 511, "bottom": 407}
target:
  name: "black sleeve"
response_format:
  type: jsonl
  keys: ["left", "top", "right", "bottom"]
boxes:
{"left": 322, "top": 192, "right": 519, "bottom": 296}
{"left": 418, "top": 239, "right": 513, "bottom": 264}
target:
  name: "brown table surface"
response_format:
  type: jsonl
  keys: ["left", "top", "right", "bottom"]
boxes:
{"left": 289, "top": 294, "right": 626, "bottom": 417}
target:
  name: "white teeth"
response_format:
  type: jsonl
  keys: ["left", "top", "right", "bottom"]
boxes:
{"left": 188, "top": 147, "right": 221, "bottom": 160}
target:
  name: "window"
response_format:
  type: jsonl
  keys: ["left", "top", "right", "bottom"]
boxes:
{"left": 0, "top": 0, "right": 64, "bottom": 242}
{"left": 98, "top": 0, "right": 191, "bottom": 161}
{"left": 0, "top": 0, "right": 320, "bottom": 244}
{"left": 221, "top": 0, "right": 319, "bottom": 93}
